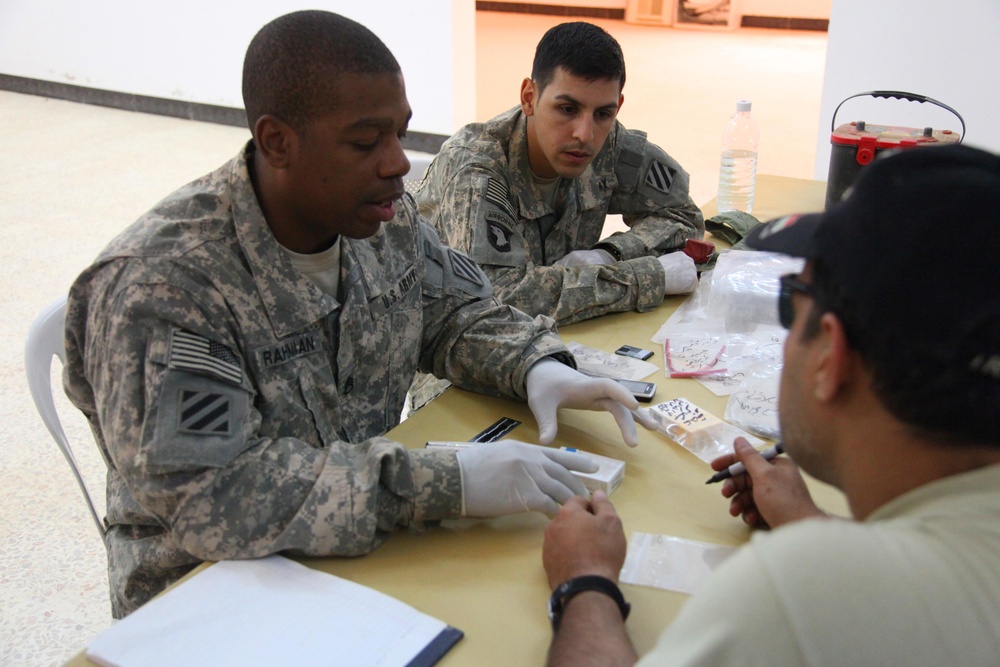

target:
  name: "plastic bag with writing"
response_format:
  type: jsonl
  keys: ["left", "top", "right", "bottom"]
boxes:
{"left": 639, "top": 397, "right": 764, "bottom": 463}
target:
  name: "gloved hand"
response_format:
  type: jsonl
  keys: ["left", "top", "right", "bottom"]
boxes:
{"left": 658, "top": 251, "right": 698, "bottom": 295}
{"left": 631, "top": 407, "right": 661, "bottom": 433}
{"left": 553, "top": 249, "right": 616, "bottom": 267}
{"left": 526, "top": 358, "right": 640, "bottom": 447}
{"left": 456, "top": 440, "right": 598, "bottom": 517}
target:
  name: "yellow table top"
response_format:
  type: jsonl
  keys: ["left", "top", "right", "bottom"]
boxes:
{"left": 65, "top": 175, "right": 839, "bottom": 666}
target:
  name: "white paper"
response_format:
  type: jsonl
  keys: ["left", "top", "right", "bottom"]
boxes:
{"left": 691, "top": 329, "right": 786, "bottom": 397}
{"left": 86, "top": 556, "right": 452, "bottom": 667}
{"left": 566, "top": 341, "right": 657, "bottom": 381}
{"left": 662, "top": 335, "right": 728, "bottom": 377}
{"left": 724, "top": 368, "right": 782, "bottom": 439}
{"left": 619, "top": 532, "right": 736, "bottom": 594}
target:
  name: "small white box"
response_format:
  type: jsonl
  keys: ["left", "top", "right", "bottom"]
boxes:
{"left": 560, "top": 447, "right": 626, "bottom": 495}
{"left": 424, "top": 441, "right": 476, "bottom": 450}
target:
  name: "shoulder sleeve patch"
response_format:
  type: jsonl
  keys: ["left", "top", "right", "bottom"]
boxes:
{"left": 485, "top": 220, "right": 513, "bottom": 252}
{"left": 169, "top": 330, "right": 243, "bottom": 385}
{"left": 148, "top": 370, "right": 252, "bottom": 472}
{"left": 447, "top": 249, "right": 485, "bottom": 287}
{"left": 177, "top": 389, "right": 233, "bottom": 435}
{"left": 645, "top": 160, "right": 677, "bottom": 194}
{"left": 484, "top": 177, "right": 518, "bottom": 222}
{"left": 468, "top": 172, "right": 524, "bottom": 268}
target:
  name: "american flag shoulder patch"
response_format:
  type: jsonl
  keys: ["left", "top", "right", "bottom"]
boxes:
{"left": 448, "top": 249, "right": 484, "bottom": 286}
{"left": 177, "top": 389, "right": 232, "bottom": 435}
{"left": 484, "top": 177, "right": 518, "bottom": 222}
{"left": 169, "top": 330, "right": 243, "bottom": 385}
{"left": 645, "top": 160, "right": 674, "bottom": 194}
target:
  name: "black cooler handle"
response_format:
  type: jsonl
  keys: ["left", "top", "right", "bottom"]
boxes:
{"left": 830, "top": 90, "right": 965, "bottom": 141}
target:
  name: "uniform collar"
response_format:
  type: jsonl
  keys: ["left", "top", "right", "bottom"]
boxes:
{"left": 230, "top": 142, "right": 339, "bottom": 338}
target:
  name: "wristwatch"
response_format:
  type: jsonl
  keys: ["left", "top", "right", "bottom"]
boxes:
{"left": 548, "top": 575, "right": 631, "bottom": 632}
{"left": 594, "top": 243, "right": 625, "bottom": 262}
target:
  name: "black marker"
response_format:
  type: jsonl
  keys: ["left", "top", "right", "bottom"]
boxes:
{"left": 705, "top": 442, "right": 785, "bottom": 484}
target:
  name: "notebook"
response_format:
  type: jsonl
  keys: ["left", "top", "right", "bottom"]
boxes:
{"left": 86, "top": 555, "right": 462, "bottom": 667}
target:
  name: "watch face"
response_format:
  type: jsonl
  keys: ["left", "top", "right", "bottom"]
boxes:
{"left": 547, "top": 576, "right": 630, "bottom": 632}
{"left": 548, "top": 582, "right": 570, "bottom": 629}
{"left": 548, "top": 587, "right": 563, "bottom": 619}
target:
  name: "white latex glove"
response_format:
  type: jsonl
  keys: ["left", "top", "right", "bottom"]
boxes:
{"left": 553, "top": 248, "right": 616, "bottom": 267}
{"left": 631, "top": 408, "right": 661, "bottom": 432}
{"left": 526, "top": 358, "right": 640, "bottom": 447}
{"left": 658, "top": 251, "right": 698, "bottom": 295}
{"left": 456, "top": 440, "right": 598, "bottom": 517}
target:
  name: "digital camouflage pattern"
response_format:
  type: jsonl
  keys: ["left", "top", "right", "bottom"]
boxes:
{"left": 416, "top": 106, "right": 705, "bottom": 327}
{"left": 63, "top": 142, "right": 572, "bottom": 617}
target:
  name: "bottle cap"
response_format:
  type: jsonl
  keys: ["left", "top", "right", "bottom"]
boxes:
{"left": 736, "top": 100, "right": 752, "bottom": 112}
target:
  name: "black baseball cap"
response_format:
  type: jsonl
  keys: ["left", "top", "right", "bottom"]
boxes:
{"left": 745, "top": 144, "right": 1000, "bottom": 380}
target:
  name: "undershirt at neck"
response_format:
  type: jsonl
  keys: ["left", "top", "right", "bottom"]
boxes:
{"left": 280, "top": 236, "right": 342, "bottom": 299}
{"left": 531, "top": 172, "right": 563, "bottom": 211}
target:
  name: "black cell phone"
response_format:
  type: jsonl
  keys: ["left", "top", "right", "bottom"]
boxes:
{"left": 615, "top": 344, "right": 653, "bottom": 361}
{"left": 614, "top": 378, "right": 656, "bottom": 402}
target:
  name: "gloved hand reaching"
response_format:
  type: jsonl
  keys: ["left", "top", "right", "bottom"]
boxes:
{"left": 553, "top": 249, "right": 616, "bottom": 267}
{"left": 526, "top": 358, "right": 640, "bottom": 447}
{"left": 658, "top": 251, "right": 698, "bottom": 295}
{"left": 456, "top": 440, "right": 598, "bottom": 517}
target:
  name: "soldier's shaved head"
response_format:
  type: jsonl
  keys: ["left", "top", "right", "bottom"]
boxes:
{"left": 242, "top": 10, "right": 400, "bottom": 136}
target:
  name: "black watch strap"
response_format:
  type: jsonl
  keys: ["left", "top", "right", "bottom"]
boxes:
{"left": 595, "top": 243, "right": 625, "bottom": 262}
{"left": 548, "top": 575, "right": 631, "bottom": 632}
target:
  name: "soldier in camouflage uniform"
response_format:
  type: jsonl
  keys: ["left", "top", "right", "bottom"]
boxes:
{"left": 63, "top": 11, "right": 644, "bottom": 618}
{"left": 417, "top": 22, "right": 705, "bottom": 328}
{"left": 411, "top": 22, "right": 706, "bottom": 408}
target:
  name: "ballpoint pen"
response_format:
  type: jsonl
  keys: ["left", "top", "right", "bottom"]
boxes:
{"left": 705, "top": 442, "right": 785, "bottom": 484}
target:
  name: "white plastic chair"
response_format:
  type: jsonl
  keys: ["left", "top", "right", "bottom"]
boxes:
{"left": 25, "top": 295, "right": 107, "bottom": 543}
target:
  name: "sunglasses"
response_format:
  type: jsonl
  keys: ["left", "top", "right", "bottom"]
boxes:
{"left": 778, "top": 273, "right": 816, "bottom": 329}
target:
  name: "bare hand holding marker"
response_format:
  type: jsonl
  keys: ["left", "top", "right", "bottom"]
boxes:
{"left": 712, "top": 438, "right": 827, "bottom": 529}
{"left": 706, "top": 442, "right": 785, "bottom": 484}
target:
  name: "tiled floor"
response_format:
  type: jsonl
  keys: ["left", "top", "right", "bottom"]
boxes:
{"left": 0, "top": 11, "right": 826, "bottom": 666}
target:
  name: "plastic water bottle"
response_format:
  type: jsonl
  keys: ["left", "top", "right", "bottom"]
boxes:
{"left": 717, "top": 100, "right": 760, "bottom": 213}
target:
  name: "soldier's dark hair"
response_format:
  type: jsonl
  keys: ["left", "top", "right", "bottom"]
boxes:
{"left": 801, "top": 258, "right": 1000, "bottom": 448}
{"left": 531, "top": 22, "right": 626, "bottom": 93}
{"left": 242, "top": 10, "right": 400, "bottom": 136}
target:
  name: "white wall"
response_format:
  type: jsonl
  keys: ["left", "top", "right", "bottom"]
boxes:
{"left": 0, "top": 0, "right": 475, "bottom": 136}
{"left": 814, "top": 0, "right": 1000, "bottom": 179}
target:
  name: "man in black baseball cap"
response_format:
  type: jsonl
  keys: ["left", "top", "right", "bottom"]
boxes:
{"left": 746, "top": 143, "right": 1000, "bottom": 391}
{"left": 540, "top": 144, "right": 1000, "bottom": 666}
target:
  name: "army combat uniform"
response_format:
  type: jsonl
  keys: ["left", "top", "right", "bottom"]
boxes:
{"left": 416, "top": 106, "right": 706, "bottom": 327}
{"left": 64, "top": 143, "right": 571, "bottom": 618}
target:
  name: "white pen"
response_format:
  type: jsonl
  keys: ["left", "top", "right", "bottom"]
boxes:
{"left": 705, "top": 442, "right": 785, "bottom": 484}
